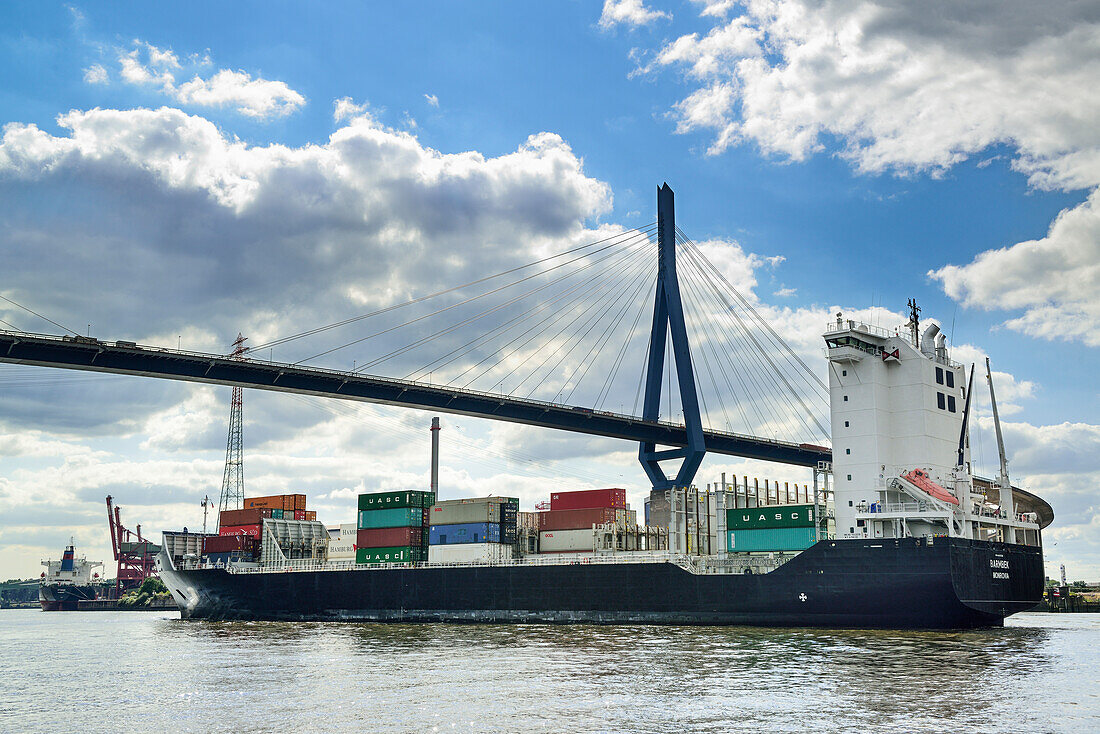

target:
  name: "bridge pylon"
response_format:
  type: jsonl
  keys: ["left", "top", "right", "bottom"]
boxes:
{"left": 639, "top": 183, "right": 706, "bottom": 507}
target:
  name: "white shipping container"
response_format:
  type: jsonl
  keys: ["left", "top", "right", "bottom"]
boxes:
{"left": 326, "top": 523, "right": 357, "bottom": 542}
{"left": 428, "top": 543, "right": 513, "bottom": 564}
{"left": 539, "top": 529, "right": 596, "bottom": 553}
{"left": 327, "top": 540, "right": 356, "bottom": 558}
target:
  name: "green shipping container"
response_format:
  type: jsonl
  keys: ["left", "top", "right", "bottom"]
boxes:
{"left": 726, "top": 504, "right": 816, "bottom": 530}
{"left": 726, "top": 527, "right": 817, "bottom": 552}
{"left": 358, "top": 490, "right": 436, "bottom": 511}
{"left": 355, "top": 545, "right": 427, "bottom": 564}
{"left": 357, "top": 507, "right": 427, "bottom": 529}
{"left": 271, "top": 509, "right": 283, "bottom": 519}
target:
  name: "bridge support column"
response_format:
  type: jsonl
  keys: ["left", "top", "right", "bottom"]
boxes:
{"left": 639, "top": 184, "right": 706, "bottom": 523}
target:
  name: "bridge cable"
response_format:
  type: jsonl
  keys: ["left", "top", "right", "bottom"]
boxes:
{"left": 358, "top": 231, "right": 655, "bottom": 375}
{"left": 0, "top": 294, "right": 77, "bottom": 335}
{"left": 595, "top": 272, "right": 655, "bottom": 411}
{"left": 407, "top": 236, "right": 652, "bottom": 382}
{"left": 677, "top": 228, "right": 829, "bottom": 398}
{"left": 457, "top": 241, "right": 652, "bottom": 390}
{"left": 677, "top": 237, "right": 829, "bottom": 440}
{"left": 678, "top": 241, "right": 812, "bottom": 439}
{"left": 305, "top": 228, "right": 655, "bottom": 367}
{"left": 509, "top": 247, "right": 655, "bottom": 397}
{"left": 252, "top": 223, "right": 656, "bottom": 354}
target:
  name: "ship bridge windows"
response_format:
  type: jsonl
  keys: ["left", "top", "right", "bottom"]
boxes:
{"left": 946, "top": 371, "right": 955, "bottom": 388}
{"left": 826, "top": 336, "right": 881, "bottom": 355}
{"left": 936, "top": 367, "right": 944, "bottom": 384}
{"left": 937, "top": 392, "right": 946, "bottom": 410}
{"left": 948, "top": 395, "right": 957, "bottom": 413}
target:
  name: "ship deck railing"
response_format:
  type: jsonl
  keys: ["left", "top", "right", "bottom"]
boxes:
{"left": 189, "top": 550, "right": 800, "bottom": 575}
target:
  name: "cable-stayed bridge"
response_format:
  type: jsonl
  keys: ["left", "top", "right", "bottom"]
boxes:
{"left": 0, "top": 185, "right": 831, "bottom": 488}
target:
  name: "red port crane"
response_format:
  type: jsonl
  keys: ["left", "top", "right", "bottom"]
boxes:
{"left": 105, "top": 495, "right": 158, "bottom": 598}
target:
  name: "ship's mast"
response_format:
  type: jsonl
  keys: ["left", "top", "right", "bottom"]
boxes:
{"left": 985, "top": 357, "right": 1016, "bottom": 542}
{"left": 985, "top": 357, "right": 1011, "bottom": 490}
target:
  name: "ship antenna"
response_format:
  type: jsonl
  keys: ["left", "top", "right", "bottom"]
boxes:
{"left": 907, "top": 298, "right": 921, "bottom": 346}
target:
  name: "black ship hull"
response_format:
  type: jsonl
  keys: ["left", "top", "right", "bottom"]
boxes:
{"left": 39, "top": 584, "right": 97, "bottom": 611}
{"left": 160, "top": 537, "right": 1043, "bottom": 629}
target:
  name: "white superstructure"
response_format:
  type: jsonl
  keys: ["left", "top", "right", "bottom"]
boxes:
{"left": 825, "top": 306, "right": 1040, "bottom": 546}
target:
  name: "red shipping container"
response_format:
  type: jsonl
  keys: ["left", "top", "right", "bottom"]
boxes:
{"left": 538, "top": 507, "right": 618, "bottom": 531}
{"left": 218, "top": 523, "right": 261, "bottom": 538}
{"left": 203, "top": 535, "right": 256, "bottom": 554}
{"left": 219, "top": 508, "right": 273, "bottom": 527}
{"left": 292, "top": 510, "right": 306, "bottom": 521}
{"left": 549, "top": 488, "right": 627, "bottom": 510}
{"left": 356, "top": 526, "right": 424, "bottom": 549}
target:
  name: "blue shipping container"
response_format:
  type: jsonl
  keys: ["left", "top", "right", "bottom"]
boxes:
{"left": 430, "top": 522, "right": 502, "bottom": 545}
{"left": 726, "top": 527, "right": 817, "bottom": 552}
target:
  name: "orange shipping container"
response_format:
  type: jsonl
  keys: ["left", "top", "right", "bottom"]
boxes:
{"left": 295, "top": 494, "right": 307, "bottom": 510}
{"left": 244, "top": 495, "right": 285, "bottom": 510}
{"left": 305, "top": 510, "right": 317, "bottom": 521}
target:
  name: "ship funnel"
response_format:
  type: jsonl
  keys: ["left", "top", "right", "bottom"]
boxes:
{"left": 921, "top": 323, "right": 940, "bottom": 356}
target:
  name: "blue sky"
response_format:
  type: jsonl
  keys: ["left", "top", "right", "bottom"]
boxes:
{"left": 1, "top": 1, "right": 1097, "bottom": 581}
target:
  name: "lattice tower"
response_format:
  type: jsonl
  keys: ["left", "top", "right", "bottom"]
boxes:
{"left": 218, "top": 333, "right": 248, "bottom": 522}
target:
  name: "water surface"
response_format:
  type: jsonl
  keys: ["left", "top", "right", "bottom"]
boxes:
{"left": 2, "top": 610, "right": 1096, "bottom": 733}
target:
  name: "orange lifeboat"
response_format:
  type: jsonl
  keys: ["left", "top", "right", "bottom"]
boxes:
{"left": 903, "top": 469, "right": 960, "bottom": 506}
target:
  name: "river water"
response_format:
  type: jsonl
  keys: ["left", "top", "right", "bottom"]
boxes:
{"left": 1, "top": 610, "right": 1097, "bottom": 733}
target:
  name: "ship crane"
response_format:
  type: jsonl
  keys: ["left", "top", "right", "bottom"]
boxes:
{"left": 105, "top": 495, "right": 158, "bottom": 598}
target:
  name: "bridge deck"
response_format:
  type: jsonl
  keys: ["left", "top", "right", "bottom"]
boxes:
{"left": 0, "top": 331, "right": 831, "bottom": 467}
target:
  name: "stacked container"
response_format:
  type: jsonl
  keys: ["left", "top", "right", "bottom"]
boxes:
{"left": 326, "top": 524, "right": 357, "bottom": 561}
{"left": 726, "top": 504, "right": 817, "bottom": 552}
{"left": 211, "top": 495, "right": 322, "bottom": 565}
{"left": 538, "top": 488, "right": 633, "bottom": 553}
{"left": 355, "top": 490, "right": 434, "bottom": 564}
{"left": 428, "top": 496, "right": 518, "bottom": 563}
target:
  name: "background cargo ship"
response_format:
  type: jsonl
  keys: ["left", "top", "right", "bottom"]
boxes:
{"left": 39, "top": 542, "right": 102, "bottom": 611}
{"left": 158, "top": 309, "right": 1052, "bottom": 628}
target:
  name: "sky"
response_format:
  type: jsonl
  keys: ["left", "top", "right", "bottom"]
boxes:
{"left": 1, "top": 1, "right": 1097, "bottom": 582}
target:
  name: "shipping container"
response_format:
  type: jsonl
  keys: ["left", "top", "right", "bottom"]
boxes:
{"left": 119, "top": 540, "right": 161, "bottom": 554}
{"left": 500, "top": 525, "right": 518, "bottom": 543}
{"left": 271, "top": 509, "right": 283, "bottom": 519}
{"left": 328, "top": 523, "right": 358, "bottom": 541}
{"left": 355, "top": 545, "right": 426, "bottom": 564}
{"left": 305, "top": 510, "right": 317, "bottom": 521}
{"left": 429, "top": 522, "right": 502, "bottom": 545}
{"left": 357, "top": 526, "right": 425, "bottom": 549}
{"left": 539, "top": 507, "right": 618, "bottom": 531}
{"left": 326, "top": 539, "right": 356, "bottom": 559}
{"left": 294, "top": 494, "right": 307, "bottom": 511}
{"left": 218, "top": 523, "right": 261, "bottom": 538}
{"left": 726, "top": 504, "right": 816, "bottom": 531}
{"left": 430, "top": 500, "right": 501, "bottom": 525}
{"left": 518, "top": 512, "right": 541, "bottom": 531}
{"left": 219, "top": 507, "right": 274, "bottom": 527}
{"left": 549, "top": 488, "right": 627, "bottom": 510}
{"left": 538, "top": 529, "right": 596, "bottom": 553}
{"left": 203, "top": 534, "right": 256, "bottom": 554}
{"left": 726, "top": 527, "right": 817, "bottom": 552}
{"left": 358, "top": 490, "right": 435, "bottom": 511}
{"left": 357, "top": 507, "right": 428, "bottom": 530}
{"left": 244, "top": 495, "right": 294, "bottom": 511}
{"left": 428, "top": 543, "right": 513, "bottom": 564}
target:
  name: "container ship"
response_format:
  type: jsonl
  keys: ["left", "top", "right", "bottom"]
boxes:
{"left": 40, "top": 541, "right": 103, "bottom": 611}
{"left": 158, "top": 311, "right": 1051, "bottom": 628}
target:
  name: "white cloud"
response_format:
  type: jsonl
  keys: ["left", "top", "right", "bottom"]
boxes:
{"left": 424, "top": 93, "right": 439, "bottom": 107}
{"left": 931, "top": 189, "right": 1100, "bottom": 346}
{"left": 599, "top": 0, "right": 670, "bottom": 30}
{"left": 82, "top": 64, "right": 108, "bottom": 85}
{"left": 638, "top": 0, "right": 1100, "bottom": 346}
{"left": 175, "top": 69, "right": 304, "bottom": 119}
{"left": 113, "top": 40, "right": 304, "bottom": 120}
